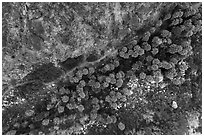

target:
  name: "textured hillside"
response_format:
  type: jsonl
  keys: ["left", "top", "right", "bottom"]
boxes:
{"left": 2, "top": 2, "right": 202, "bottom": 135}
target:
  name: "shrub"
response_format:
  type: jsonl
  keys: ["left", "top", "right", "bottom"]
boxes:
{"left": 142, "top": 42, "right": 151, "bottom": 51}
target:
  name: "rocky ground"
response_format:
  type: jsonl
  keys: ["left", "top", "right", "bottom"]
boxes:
{"left": 2, "top": 2, "right": 202, "bottom": 135}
